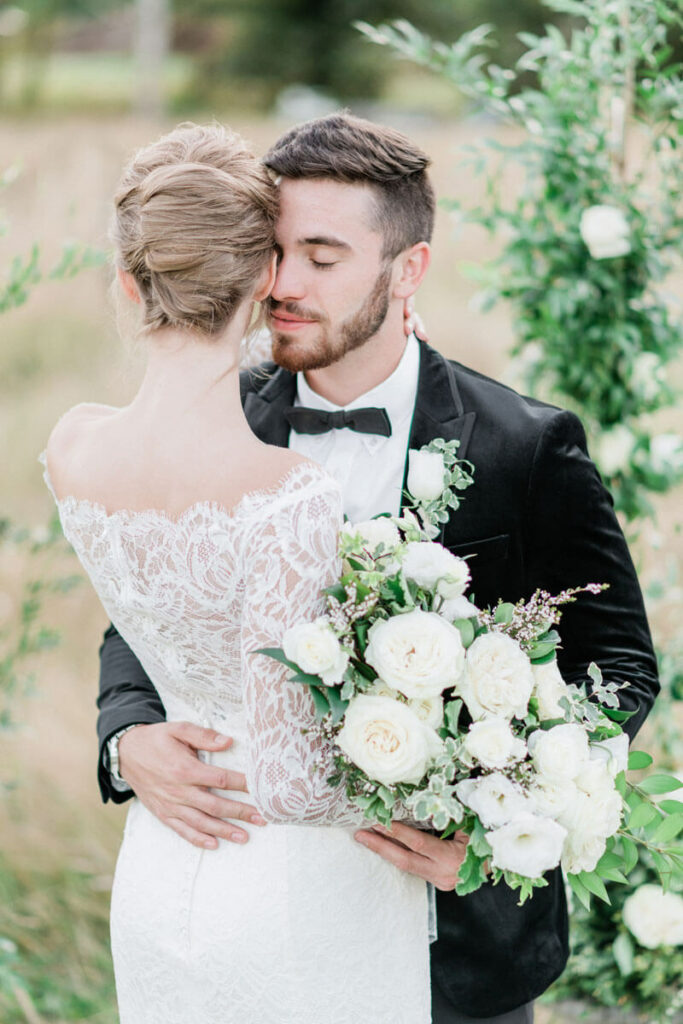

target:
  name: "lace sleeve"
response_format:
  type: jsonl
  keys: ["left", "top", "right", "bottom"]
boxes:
{"left": 240, "top": 471, "right": 362, "bottom": 826}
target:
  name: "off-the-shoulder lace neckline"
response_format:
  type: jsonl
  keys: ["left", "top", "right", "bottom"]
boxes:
{"left": 39, "top": 452, "right": 332, "bottom": 527}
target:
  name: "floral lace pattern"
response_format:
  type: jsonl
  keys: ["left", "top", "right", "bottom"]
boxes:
{"left": 42, "top": 454, "right": 431, "bottom": 1023}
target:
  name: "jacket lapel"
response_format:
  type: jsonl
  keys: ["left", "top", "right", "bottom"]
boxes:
{"left": 401, "top": 342, "right": 477, "bottom": 510}
{"left": 242, "top": 365, "right": 297, "bottom": 447}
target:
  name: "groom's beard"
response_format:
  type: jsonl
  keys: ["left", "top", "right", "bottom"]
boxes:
{"left": 268, "top": 263, "right": 392, "bottom": 373}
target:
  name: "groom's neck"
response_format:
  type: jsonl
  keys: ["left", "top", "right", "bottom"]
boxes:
{"left": 304, "top": 320, "right": 407, "bottom": 407}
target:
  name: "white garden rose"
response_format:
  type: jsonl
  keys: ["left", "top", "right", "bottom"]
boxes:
{"left": 407, "top": 449, "right": 447, "bottom": 501}
{"left": 623, "top": 885, "right": 683, "bottom": 949}
{"left": 528, "top": 723, "right": 590, "bottom": 782}
{"left": 579, "top": 204, "right": 631, "bottom": 260}
{"left": 590, "top": 733, "right": 629, "bottom": 777}
{"left": 336, "top": 694, "right": 443, "bottom": 786}
{"left": 561, "top": 830, "right": 606, "bottom": 874}
{"left": 487, "top": 814, "right": 567, "bottom": 877}
{"left": 596, "top": 425, "right": 635, "bottom": 477}
{"left": 437, "top": 594, "right": 479, "bottom": 623}
{"left": 365, "top": 609, "right": 465, "bottom": 699}
{"left": 409, "top": 695, "right": 444, "bottom": 730}
{"left": 532, "top": 658, "right": 570, "bottom": 721}
{"left": 402, "top": 542, "right": 471, "bottom": 598}
{"left": 459, "top": 632, "right": 534, "bottom": 721}
{"left": 282, "top": 617, "right": 349, "bottom": 686}
{"left": 341, "top": 517, "right": 401, "bottom": 553}
{"left": 456, "top": 773, "right": 531, "bottom": 828}
{"left": 463, "top": 719, "right": 527, "bottom": 770}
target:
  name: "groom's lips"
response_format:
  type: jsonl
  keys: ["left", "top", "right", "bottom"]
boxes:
{"left": 270, "top": 310, "right": 318, "bottom": 331}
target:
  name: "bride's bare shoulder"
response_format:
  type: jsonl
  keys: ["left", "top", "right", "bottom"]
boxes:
{"left": 45, "top": 403, "right": 120, "bottom": 494}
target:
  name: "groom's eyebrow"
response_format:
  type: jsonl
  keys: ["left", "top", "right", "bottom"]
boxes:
{"left": 300, "top": 235, "right": 351, "bottom": 251}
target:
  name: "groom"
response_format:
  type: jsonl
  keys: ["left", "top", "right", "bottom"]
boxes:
{"left": 97, "top": 113, "right": 658, "bottom": 1023}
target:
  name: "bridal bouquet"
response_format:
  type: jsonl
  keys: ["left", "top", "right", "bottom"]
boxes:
{"left": 258, "top": 441, "right": 683, "bottom": 904}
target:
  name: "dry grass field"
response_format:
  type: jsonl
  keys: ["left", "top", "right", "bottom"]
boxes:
{"left": 0, "top": 112, "right": 681, "bottom": 1022}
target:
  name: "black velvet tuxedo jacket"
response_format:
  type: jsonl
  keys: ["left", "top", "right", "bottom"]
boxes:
{"left": 97, "top": 341, "right": 658, "bottom": 1018}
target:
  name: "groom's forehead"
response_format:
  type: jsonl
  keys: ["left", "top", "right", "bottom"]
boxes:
{"left": 276, "top": 177, "right": 379, "bottom": 237}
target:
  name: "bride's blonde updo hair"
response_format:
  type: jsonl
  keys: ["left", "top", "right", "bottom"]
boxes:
{"left": 112, "top": 122, "right": 277, "bottom": 336}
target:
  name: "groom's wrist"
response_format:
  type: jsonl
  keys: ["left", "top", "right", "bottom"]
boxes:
{"left": 106, "top": 724, "right": 144, "bottom": 791}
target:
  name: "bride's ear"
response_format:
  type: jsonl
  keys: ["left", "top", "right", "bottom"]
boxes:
{"left": 117, "top": 267, "right": 142, "bottom": 305}
{"left": 253, "top": 252, "right": 277, "bottom": 303}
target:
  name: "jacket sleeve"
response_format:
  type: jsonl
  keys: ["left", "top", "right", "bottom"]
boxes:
{"left": 96, "top": 624, "right": 166, "bottom": 804}
{"left": 523, "top": 409, "right": 658, "bottom": 739}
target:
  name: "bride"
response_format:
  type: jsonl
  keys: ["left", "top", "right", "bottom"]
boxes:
{"left": 42, "top": 123, "right": 431, "bottom": 1024}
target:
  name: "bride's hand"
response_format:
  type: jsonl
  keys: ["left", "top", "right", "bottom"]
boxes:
{"left": 354, "top": 821, "right": 468, "bottom": 891}
{"left": 118, "top": 722, "right": 267, "bottom": 849}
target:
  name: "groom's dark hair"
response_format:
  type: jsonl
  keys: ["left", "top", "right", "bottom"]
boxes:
{"left": 263, "top": 112, "right": 435, "bottom": 259}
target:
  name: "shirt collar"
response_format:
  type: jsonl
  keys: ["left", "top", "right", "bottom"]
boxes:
{"left": 295, "top": 333, "right": 420, "bottom": 445}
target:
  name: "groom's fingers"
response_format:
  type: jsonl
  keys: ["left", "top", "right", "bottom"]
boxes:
{"left": 171, "top": 721, "right": 234, "bottom": 751}
{"left": 354, "top": 822, "right": 468, "bottom": 891}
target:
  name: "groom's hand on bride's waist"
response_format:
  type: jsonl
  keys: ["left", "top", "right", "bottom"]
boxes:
{"left": 354, "top": 822, "right": 468, "bottom": 891}
{"left": 118, "top": 722, "right": 266, "bottom": 849}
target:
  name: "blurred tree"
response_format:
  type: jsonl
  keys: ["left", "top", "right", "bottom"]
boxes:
{"left": 135, "top": 0, "right": 171, "bottom": 116}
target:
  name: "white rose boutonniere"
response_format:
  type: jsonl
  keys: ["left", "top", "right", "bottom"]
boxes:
{"left": 365, "top": 608, "right": 465, "bottom": 699}
{"left": 407, "top": 449, "right": 447, "bottom": 502}
{"left": 337, "top": 694, "right": 443, "bottom": 786}
{"left": 579, "top": 204, "right": 631, "bottom": 259}
{"left": 459, "top": 632, "right": 534, "bottom": 721}
{"left": 282, "top": 618, "right": 349, "bottom": 686}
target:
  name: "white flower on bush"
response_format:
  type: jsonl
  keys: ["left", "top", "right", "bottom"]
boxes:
{"left": 336, "top": 694, "right": 443, "bottom": 786}
{"left": 283, "top": 617, "right": 349, "bottom": 685}
{"left": 650, "top": 433, "right": 683, "bottom": 476}
{"left": 487, "top": 813, "right": 567, "bottom": 877}
{"left": 407, "top": 449, "right": 446, "bottom": 502}
{"left": 459, "top": 632, "right": 534, "bottom": 721}
{"left": 341, "top": 517, "right": 401, "bottom": 553}
{"left": 532, "top": 658, "right": 570, "bottom": 720}
{"left": 630, "top": 352, "right": 665, "bottom": 403}
{"left": 561, "top": 830, "right": 607, "bottom": 874}
{"left": 437, "top": 594, "right": 479, "bottom": 623}
{"left": 457, "top": 773, "right": 531, "bottom": 828}
{"left": 579, "top": 204, "right": 631, "bottom": 260}
{"left": 590, "top": 733, "right": 629, "bottom": 777}
{"left": 623, "top": 885, "right": 683, "bottom": 949}
{"left": 463, "top": 719, "right": 527, "bottom": 770}
{"left": 528, "top": 723, "right": 590, "bottom": 782}
{"left": 402, "top": 542, "right": 471, "bottom": 598}
{"left": 596, "top": 425, "right": 636, "bottom": 477}
{"left": 365, "top": 609, "right": 465, "bottom": 699}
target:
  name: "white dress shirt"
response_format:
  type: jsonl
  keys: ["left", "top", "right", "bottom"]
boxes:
{"left": 289, "top": 334, "right": 420, "bottom": 522}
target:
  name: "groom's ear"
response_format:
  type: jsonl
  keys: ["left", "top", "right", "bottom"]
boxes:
{"left": 390, "top": 242, "right": 431, "bottom": 300}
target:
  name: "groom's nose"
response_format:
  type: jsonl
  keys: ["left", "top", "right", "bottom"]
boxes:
{"left": 271, "top": 254, "right": 307, "bottom": 304}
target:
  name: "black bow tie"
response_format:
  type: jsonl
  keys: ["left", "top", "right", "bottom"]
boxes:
{"left": 284, "top": 405, "right": 392, "bottom": 438}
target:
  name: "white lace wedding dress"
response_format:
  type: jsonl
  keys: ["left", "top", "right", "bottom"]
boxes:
{"left": 42, "top": 456, "right": 431, "bottom": 1024}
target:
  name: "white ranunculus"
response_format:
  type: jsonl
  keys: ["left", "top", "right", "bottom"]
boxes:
{"left": 528, "top": 723, "right": 590, "bottom": 782}
{"left": 336, "top": 694, "right": 443, "bottom": 786}
{"left": 590, "top": 733, "right": 629, "bottom": 777}
{"left": 457, "top": 773, "right": 532, "bottom": 829}
{"left": 561, "top": 830, "right": 606, "bottom": 874}
{"left": 463, "top": 718, "right": 527, "bottom": 770}
{"left": 532, "top": 658, "right": 570, "bottom": 720}
{"left": 487, "top": 813, "right": 567, "bottom": 877}
{"left": 529, "top": 777, "right": 580, "bottom": 820}
{"left": 407, "top": 449, "right": 447, "bottom": 502}
{"left": 365, "top": 609, "right": 465, "bottom": 700}
{"left": 341, "top": 517, "right": 401, "bottom": 553}
{"left": 623, "top": 885, "right": 683, "bottom": 949}
{"left": 650, "top": 433, "right": 683, "bottom": 476}
{"left": 437, "top": 594, "right": 479, "bottom": 623}
{"left": 282, "top": 617, "right": 349, "bottom": 686}
{"left": 409, "top": 695, "right": 444, "bottom": 730}
{"left": 579, "top": 204, "right": 631, "bottom": 260}
{"left": 630, "top": 352, "right": 665, "bottom": 403}
{"left": 596, "top": 425, "right": 636, "bottom": 477}
{"left": 459, "top": 632, "right": 534, "bottom": 721}
{"left": 402, "top": 542, "right": 471, "bottom": 598}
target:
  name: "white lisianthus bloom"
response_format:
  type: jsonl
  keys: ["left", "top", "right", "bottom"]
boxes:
{"left": 365, "top": 609, "right": 465, "bottom": 699}
{"left": 579, "top": 204, "right": 631, "bottom": 260}
{"left": 529, "top": 777, "right": 580, "bottom": 820}
{"left": 457, "top": 773, "right": 531, "bottom": 829}
{"left": 532, "top": 659, "right": 570, "bottom": 720}
{"left": 528, "top": 723, "right": 590, "bottom": 782}
{"left": 341, "top": 518, "right": 401, "bottom": 553}
{"left": 487, "top": 814, "right": 567, "bottom": 877}
{"left": 459, "top": 632, "right": 534, "bottom": 721}
{"left": 650, "top": 433, "right": 683, "bottom": 476}
{"left": 409, "top": 695, "right": 444, "bottom": 729}
{"left": 463, "top": 719, "right": 527, "bottom": 770}
{"left": 596, "top": 425, "right": 635, "bottom": 477}
{"left": 402, "top": 542, "right": 471, "bottom": 598}
{"left": 561, "top": 830, "right": 606, "bottom": 874}
{"left": 623, "top": 885, "right": 683, "bottom": 949}
{"left": 590, "top": 733, "right": 629, "bottom": 777}
{"left": 572, "top": 761, "right": 623, "bottom": 837}
{"left": 630, "top": 352, "right": 665, "bottom": 403}
{"left": 407, "top": 449, "right": 447, "bottom": 502}
{"left": 337, "top": 694, "right": 443, "bottom": 786}
{"left": 282, "top": 617, "right": 349, "bottom": 686}
{"left": 437, "top": 594, "right": 479, "bottom": 623}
